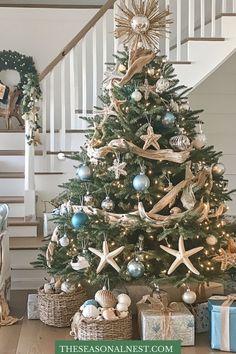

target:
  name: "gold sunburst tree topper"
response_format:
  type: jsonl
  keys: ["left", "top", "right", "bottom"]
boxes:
{"left": 114, "top": 0, "right": 172, "bottom": 51}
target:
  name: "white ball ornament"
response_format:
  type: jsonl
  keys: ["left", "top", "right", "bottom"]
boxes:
{"left": 57, "top": 152, "right": 66, "bottom": 161}
{"left": 131, "top": 89, "right": 142, "bottom": 102}
{"left": 206, "top": 235, "right": 218, "bottom": 246}
{"left": 59, "top": 234, "right": 70, "bottom": 247}
{"left": 182, "top": 289, "right": 197, "bottom": 304}
{"left": 82, "top": 305, "right": 100, "bottom": 319}
{"left": 193, "top": 133, "right": 207, "bottom": 150}
{"left": 117, "top": 293, "right": 131, "bottom": 307}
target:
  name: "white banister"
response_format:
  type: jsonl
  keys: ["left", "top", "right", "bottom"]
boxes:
{"left": 165, "top": 0, "right": 170, "bottom": 59}
{"left": 176, "top": 0, "right": 181, "bottom": 61}
{"left": 24, "top": 120, "right": 36, "bottom": 219}
{"left": 211, "top": 0, "right": 216, "bottom": 37}
{"left": 222, "top": 0, "right": 227, "bottom": 13}
{"left": 233, "top": 0, "right": 236, "bottom": 13}
{"left": 49, "top": 71, "right": 55, "bottom": 153}
{"left": 103, "top": 12, "right": 108, "bottom": 77}
{"left": 41, "top": 78, "right": 47, "bottom": 157}
{"left": 92, "top": 26, "right": 98, "bottom": 108}
{"left": 60, "top": 59, "right": 66, "bottom": 151}
{"left": 200, "top": 0, "right": 205, "bottom": 37}
{"left": 82, "top": 37, "right": 87, "bottom": 129}
{"left": 188, "top": 0, "right": 195, "bottom": 37}
{"left": 69, "top": 48, "right": 76, "bottom": 130}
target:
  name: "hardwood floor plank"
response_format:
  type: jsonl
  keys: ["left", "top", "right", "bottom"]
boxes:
{"left": 0, "top": 323, "right": 22, "bottom": 354}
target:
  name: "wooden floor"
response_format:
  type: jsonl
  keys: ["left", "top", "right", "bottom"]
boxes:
{"left": 0, "top": 290, "right": 230, "bottom": 354}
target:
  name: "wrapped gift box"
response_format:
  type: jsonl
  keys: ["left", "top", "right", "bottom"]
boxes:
{"left": 137, "top": 297, "right": 194, "bottom": 345}
{"left": 194, "top": 302, "right": 209, "bottom": 333}
{"left": 43, "top": 212, "right": 56, "bottom": 237}
{"left": 208, "top": 295, "right": 236, "bottom": 352}
{"left": 27, "top": 294, "right": 40, "bottom": 319}
{"left": 0, "top": 230, "right": 11, "bottom": 303}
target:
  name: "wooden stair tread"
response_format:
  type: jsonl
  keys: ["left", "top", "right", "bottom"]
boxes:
{"left": 0, "top": 196, "right": 24, "bottom": 203}
{"left": 0, "top": 150, "right": 43, "bottom": 156}
{"left": 10, "top": 235, "right": 44, "bottom": 250}
{"left": 8, "top": 217, "right": 40, "bottom": 226}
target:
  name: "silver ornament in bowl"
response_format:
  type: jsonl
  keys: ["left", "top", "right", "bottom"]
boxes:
{"left": 212, "top": 163, "right": 225, "bottom": 176}
{"left": 131, "top": 15, "right": 150, "bottom": 33}
{"left": 156, "top": 77, "right": 170, "bottom": 93}
{"left": 169, "top": 131, "right": 190, "bottom": 151}
{"left": 101, "top": 196, "right": 114, "bottom": 211}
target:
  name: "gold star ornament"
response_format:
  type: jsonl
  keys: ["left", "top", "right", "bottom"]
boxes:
{"left": 114, "top": 0, "right": 172, "bottom": 50}
{"left": 89, "top": 240, "right": 124, "bottom": 273}
{"left": 212, "top": 248, "right": 236, "bottom": 271}
{"left": 140, "top": 126, "right": 161, "bottom": 150}
{"left": 160, "top": 235, "right": 203, "bottom": 275}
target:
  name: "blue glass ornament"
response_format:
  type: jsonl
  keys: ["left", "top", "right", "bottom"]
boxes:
{"left": 133, "top": 173, "right": 150, "bottom": 191}
{"left": 162, "top": 112, "right": 176, "bottom": 126}
{"left": 76, "top": 164, "right": 92, "bottom": 181}
{"left": 71, "top": 211, "right": 88, "bottom": 229}
{"left": 127, "top": 259, "right": 145, "bottom": 279}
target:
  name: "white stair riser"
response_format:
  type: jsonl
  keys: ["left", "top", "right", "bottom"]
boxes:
{"left": 0, "top": 156, "right": 25, "bottom": 172}
{"left": 0, "top": 178, "right": 24, "bottom": 196}
{"left": 8, "top": 225, "right": 37, "bottom": 238}
{"left": 10, "top": 249, "right": 39, "bottom": 269}
{"left": 0, "top": 133, "right": 25, "bottom": 150}
{"left": 8, "top": 203, "right": 25, "bottom": 217}
{"left": 11, "top": 269, "right": 46, "bottom": 290}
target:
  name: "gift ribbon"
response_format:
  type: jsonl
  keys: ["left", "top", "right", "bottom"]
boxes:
{"left": 210, "top": 294, "right": 236, "bottom": 351}
{"left": 137, "top": 295, "right": 179, "bottom": 340}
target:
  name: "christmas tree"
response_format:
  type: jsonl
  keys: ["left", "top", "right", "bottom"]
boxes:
{"left": 34, "top": 0, "right": 236, "bottom": 291}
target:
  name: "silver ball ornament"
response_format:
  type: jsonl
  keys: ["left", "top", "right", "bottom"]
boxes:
{"left": 131, "top": 15, "right": 150, "bottom": 34}
{"left": 156, "top": 77, "right": 170, "bottom": 93}
{"left": 84, "top": 192, "right": 94, "bottom": 206}
{"left": 179, "top": 101, "right": 190, "bottom": 111}
{"left": 127, "top": 259, "right": 145, "bottom": 279}
{"left": 101, "top": 196, "right": 114, "bottom": 211}
{"left": 131, "top": 89, "right": 142, "bottom": 102}
{"left": 133, "top": 173, "right": 150, "bottom": 191}
{"left": 76, "top": 164, "right": 92, "bottom": 181}
{"left": 182, "top": 289, "right": 197, "bottom": 304}
{"left": 206, "top": 235, "right": 218, "bottom": 246}
{"left": 193, "top": 133, "right": 207, "bottom": 150}
{"left": 59, "top": 234, "right": 70, "bottom": 247}
{"left": 212, "top": 163, "right": 225, "bottom": 176}
{"left": 162, "top": 112, "right": 176, "bottom": 127}
{"left": 169, "top": 133, "right": 191, "bottom": 151}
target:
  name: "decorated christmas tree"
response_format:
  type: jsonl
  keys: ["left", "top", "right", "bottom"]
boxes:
{"left": 34, "top": 0, "right": 236, "bottom": 298}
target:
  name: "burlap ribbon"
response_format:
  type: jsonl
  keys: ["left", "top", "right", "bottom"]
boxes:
{"left": 210, "top": 294, "right": 236, "bottom": 351}
{"left": 137, "top": 295, "right": 179, "bottom": 340}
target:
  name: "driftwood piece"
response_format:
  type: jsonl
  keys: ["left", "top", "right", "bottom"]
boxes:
{"left": 0, "top": 86, "right": 24, "bottom": 129}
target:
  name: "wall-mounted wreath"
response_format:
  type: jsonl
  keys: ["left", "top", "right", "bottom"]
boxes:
{"left": 0, "top": 50, "right": 41, "bottom": 144}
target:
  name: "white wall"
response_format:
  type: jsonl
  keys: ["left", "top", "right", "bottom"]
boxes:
{"left": 0, "top": 7, "right": 97, "bottom": 73}
{"left": 190, "top": 51, "right": 236, "bottom": 215}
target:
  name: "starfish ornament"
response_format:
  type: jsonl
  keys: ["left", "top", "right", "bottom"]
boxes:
{"left": 139, "top": 79, "right": 157, "bottom": 100}
{"left": 160, "top": 235, "right": 203, "bottom": 275}
{"left": 108, "top": 158, "right": 127, "bottom": 179}
{"left": 140, "top": 126, "right": 161, "bottom": 150}
{"left": 89, "top": 240, "right": 124, "bottom": 273}
{"left": 212, "top": 249, "right": 236, "bottom": 271}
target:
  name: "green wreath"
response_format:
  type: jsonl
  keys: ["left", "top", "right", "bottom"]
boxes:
{"left": 0, "top": 50, "right": 38, "bottom": 90}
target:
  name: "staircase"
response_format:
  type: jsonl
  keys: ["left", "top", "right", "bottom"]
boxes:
{"left": 1, "top": 0, "right": 236, "bottom": 289}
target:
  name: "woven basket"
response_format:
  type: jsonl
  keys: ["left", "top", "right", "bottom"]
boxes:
{"left": 76, "top": 313, "right": 133, "bottom": 340}
{"left": 38, "top": 287, "right": 87, "bottom": 327}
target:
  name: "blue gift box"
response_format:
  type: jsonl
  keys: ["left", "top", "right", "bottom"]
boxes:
{"left": 208, "top": 295, "right": 236, "bottom": 352}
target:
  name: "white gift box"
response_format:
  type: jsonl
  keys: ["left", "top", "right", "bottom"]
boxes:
{"left": 27, "top": 294, "right": 40, "bottom": 319}
{"left": 43, "top": 212, "right": 56, "bottom": 237}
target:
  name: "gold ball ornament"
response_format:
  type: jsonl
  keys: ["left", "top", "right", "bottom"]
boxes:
{"left": 118, "top": 63, "right": 126, "bottom": 73}
{"left": 212, "top": 163, "right": 225, "bottom": 176}
{"left": 147, "top": 67, "right": 155, "bottom": 77}
{"left": 206, "top": 235, "right": 218, "bottom": 246}
{"left": 131, "top": 15, "right": 150, "bottom": 34}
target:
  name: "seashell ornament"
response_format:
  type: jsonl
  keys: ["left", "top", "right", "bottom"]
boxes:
{"left": 118, "top": 311, "right": 129, "bottom": 319}
{"left": 117, "top": 293, "right": 131, "bottom": 307}
{"left": 95, "top": 286, "right": 117, "bottom": 308}
{"left": 82, "top": 305, "right": 100, "bottom": 319}
{"left": 102, "top": 308, "right": 118, "bottom": 321}
{"left": 116, "top": 303, "right": 128, "bottom": 312}
{"left": 44, "top": 282, "right": 54, "bottom": 294}
{"left": 61, "top": 280, "right": 76, "bottom": 293}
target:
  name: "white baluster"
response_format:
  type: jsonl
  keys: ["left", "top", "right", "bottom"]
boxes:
{"left": 69, "top": 48, "right": 76, "bottom": 130}
{"left": 188, "top": 0, "right": 195, "bottom": 38}
{"left": 24, "top": 119, "right": 36, "bottom": 219}
{"left": 49, "top": 70, "right": 55, "bottom": 171}
{"left": 200, "top": 0, "right": 205, "bottom": 37}
{"left": 41, "top": 78, "right": 47, "bottom": 158}
{"left": 93, "top": 26, "right": 98, "bottom": 109}
{"left": 113, "top": 0, "right": 119, "bottom": 54}
{"left": 176, "top": 0, "right": 181, "bottom": 61}
{"left": 82, "top": 37, "right": 87, "bottom": 129}
{"left": 165, "top": 0, "right": 170, "bottom": 59}
{"left": 222, "top": 0, "right": 227, "bottom": 13}
{"left": 60, "top": 59, "right": 66, "bottom": 151}
{"left": 211, "top": 0, "right": 216, "bottom": 37}
{"left": 233, "top": 0, "right": 236, "bottom": 13}
{"left": 103, "top": 12, "right": 108, "bottom": 78}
